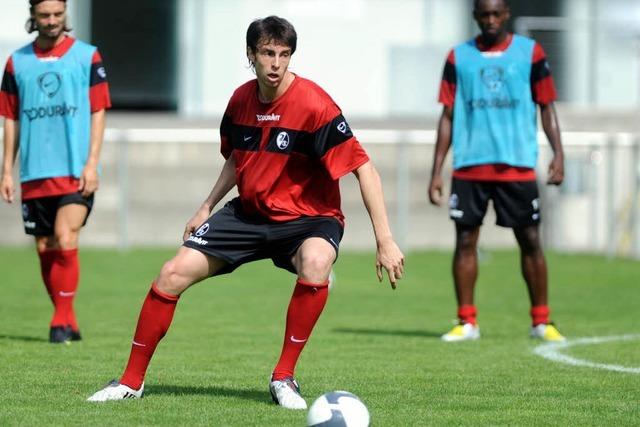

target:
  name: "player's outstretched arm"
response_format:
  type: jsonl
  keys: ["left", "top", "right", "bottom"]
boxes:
{"left": 428, "top": 105, "right": 453, "bottom": 206}
{"left": 183, "top": 155, "right": 237, "bottom": 241}
{"left": 353, "top": 161, "right": 405, "bottom": 289}
{"left": 79, "top": 109, "right": 106, "bottom": 197}
{"left": 540, "top": 102, "right": 564, "bottom": 186}
{"left": 1, "top": 117, "right": 19, "bottom": 203}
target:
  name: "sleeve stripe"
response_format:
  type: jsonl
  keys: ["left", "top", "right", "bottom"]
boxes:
{"left": 313, "top": 114, "right": 354, "bottom": 157}
{"left": 90, "top": 62, "right": 107, "bottom": 87}
{"left": 530, "top": 58, "right": 551, "bottom": 84}
{"left": 442, "top": 60, "right": 456, "bottom": 84}
{"left": 1, "top": 70, "right": 18, "bottom": 95}
{"left": 220, "top": 114, "right": 232, "bottom": 138}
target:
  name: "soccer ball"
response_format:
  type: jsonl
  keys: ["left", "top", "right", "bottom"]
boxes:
{"left": 306, "top": 391, "right": 370, "bottom": 427}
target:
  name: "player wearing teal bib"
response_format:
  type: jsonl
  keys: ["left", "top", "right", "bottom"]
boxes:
{"left": 0, "top": 0, "right": 111, "bottom": 343}
{"left": 428, "top": 0, "right": 566, "bottom": 342}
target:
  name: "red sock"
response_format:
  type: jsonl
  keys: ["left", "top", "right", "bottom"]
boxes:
{"left": 272, "top": 279, "right": 329, "bottom": 381}
{"left": 38, "top": 249, "right": 57, "bottom": 303}
{"left": 458, "top": 304, "right": 477, "bottom": 325}
{"left": 530, "top": 305, "right": 550, "bottom": 326}
{"left": 49, "top": 249, "right": 80, "bottom": 330}
{"left": 120, "top": 283, "right": 180, "bottom": 390}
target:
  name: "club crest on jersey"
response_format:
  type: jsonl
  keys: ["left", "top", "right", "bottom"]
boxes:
{"left": 195, "top": 223, "right": 210, "bottom": 237}
{"left": 337, "top": 121, "right": 349, "bottom": 134}
{"left": 276, "top": 131, "right": 290, "bottom": 150}
{"left": 37, "top": 71, "right": 62, "bottom": 98}
{"left": 480, "top": 66, "right": 504, "bottom": 92}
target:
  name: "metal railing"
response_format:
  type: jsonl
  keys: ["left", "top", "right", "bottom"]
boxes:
{"left": 1, "top": 129, "right": 639, "bottom": 258}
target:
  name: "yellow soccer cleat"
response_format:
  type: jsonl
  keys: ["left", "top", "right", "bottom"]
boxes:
{"left": 441, "top": 323, "right": 480, "bottom": 342}
{"left": 530, "top": 323, "right": 566, "bottom": 342}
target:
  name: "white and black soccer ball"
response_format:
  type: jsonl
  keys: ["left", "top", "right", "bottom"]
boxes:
{"left": 306, "top": 391, "right": 370, "bottom": 427}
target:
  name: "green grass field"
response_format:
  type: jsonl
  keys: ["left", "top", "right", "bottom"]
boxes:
{"left": 0, "top": 248, "right": 638, "bottom": 426}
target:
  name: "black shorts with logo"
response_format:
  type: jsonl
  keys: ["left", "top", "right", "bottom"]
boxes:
{"left": 183, "top": 198, "right": 344, "bottom": 276}
{"left": 22, "top": 192, "right": 94, "bottom": 236}
{"left": 448, "top": 178, "right": 540, "bottom": 228}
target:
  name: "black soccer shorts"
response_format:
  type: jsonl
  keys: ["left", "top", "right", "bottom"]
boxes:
{"left": 448, "top": 178, "right": 541, "bottom": 228}
{"left": 21, "top": 192, "right": 94, "bottom": 236}
{"left": 183, "top": 198, "right": 344, "bottom": 276}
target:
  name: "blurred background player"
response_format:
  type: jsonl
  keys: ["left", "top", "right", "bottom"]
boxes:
{"left": 428, "top": 0, "right": 566, "bottom": 342}
{"left": 0, "top": 0, "right": 111, "bottom": 343}
{"left": 87, "top": 16, "right": 404, "bottom": 408}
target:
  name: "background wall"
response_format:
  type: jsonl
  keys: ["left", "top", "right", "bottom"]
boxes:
{"left": 0, "top": 0, "right": 639, "bottom": 256}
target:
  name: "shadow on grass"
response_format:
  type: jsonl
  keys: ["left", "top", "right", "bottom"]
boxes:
{"left": 332, "top": 327, "right": 442, "bottom": 339}
{"left": 0, "top": 334, "right": 48, "bottom": 343}
{"left": 148, "top": 384, "right": 268, "bottom": 404}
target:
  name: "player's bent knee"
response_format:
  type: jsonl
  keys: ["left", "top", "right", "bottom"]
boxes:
{"left": 55, "top": 231, "right": 79, "bottom": 250}
{"left": 299, "top": 252, "right": 334, "bottom": 277}
{"left": 156, "top": 259, "right": 192, "bottom": 295}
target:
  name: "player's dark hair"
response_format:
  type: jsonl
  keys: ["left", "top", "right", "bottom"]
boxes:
{"left": 473, "top": 0, "right": 510, "bottom": 10}
{"left": 25, "top": 0, "right": 71, "bottom": 34}
{"left": 246, "top": 16, "right": 297, "bottom": 55}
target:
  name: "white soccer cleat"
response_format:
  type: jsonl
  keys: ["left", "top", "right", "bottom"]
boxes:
{"left": 441, "top": 322, "right": 481, "bottom": 342}
{"left": 87, "top": 380, "right": 144, "bottom": 402}
{"left": 530, "top": 323, "right": 566, "bottom": 342}
{"left": 269, "top": 376, "right": 307, "bottom": 410}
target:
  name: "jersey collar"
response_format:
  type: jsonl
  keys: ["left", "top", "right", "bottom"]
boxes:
{"left": 33, "top": 35, "right": 75, "bottom": 59}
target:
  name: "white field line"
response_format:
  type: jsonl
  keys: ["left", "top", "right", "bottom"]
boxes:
{"left": 533, "top": 334, "right": 640, "bottom": 374}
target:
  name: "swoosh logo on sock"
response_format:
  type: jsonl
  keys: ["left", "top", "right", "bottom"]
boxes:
{"left": 132, "top": 340, "right": 147, "bottom": 347}
{"left": 58, "top": 291, "right": 76, "bottom": 297}
{"left": 290, "top": 336, "right": 307, "bottom": 343}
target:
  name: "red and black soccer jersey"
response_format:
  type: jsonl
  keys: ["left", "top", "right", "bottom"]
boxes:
{"left": 0, "top": 36, "right": 111, "bottom": 199}
{"left": 220, "top": 76, "right": 369, "bottom": 225}
{"left": 438, "top": 33, "right": 557, "bottom": 182}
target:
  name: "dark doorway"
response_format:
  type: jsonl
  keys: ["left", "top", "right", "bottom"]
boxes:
{"left": 91, "top": 0, "right": 177, "bottom": 110}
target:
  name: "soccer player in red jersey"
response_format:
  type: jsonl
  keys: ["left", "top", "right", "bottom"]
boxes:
{"left": 428, "top": 0, "right": 566, "bottom": 342}
{"left": 0, "top": 0, "right": 111, "bottom": 343}
{"left": 88, "top": 16, "right": 404, "bottom": 408}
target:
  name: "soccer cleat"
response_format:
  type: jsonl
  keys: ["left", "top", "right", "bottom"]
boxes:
{"left": 86, "top": 380, "right": 144, "bottom": 402}
{"left": 530, "top": 323, "right": 566, "bottom": 342}
{"left": 70, "top": 329, "right": 82, "bottom": 341}
{"left": 441, "top": 322, "right": 480, "bottom": 342}
{"left": 269, "top": 376, "right": 307, "bottom": 410}
{"left": 49, "top": 326, "right": 72, "bottom": 344}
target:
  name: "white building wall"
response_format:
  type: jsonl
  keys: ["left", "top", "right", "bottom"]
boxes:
{"left": 1, "top": 0, "right": 639, "bottom": 113}
{"left": 563, "top": 0, "right": 640, "bottom": 107}
{"left": 0, "top": 1, "right": 91, "bottom": 64}
{"left": 177, "top": 0, "right": 470, "bottom": 117}
{"left": 0, "top": 1, "right": 35, "bottom": 64}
